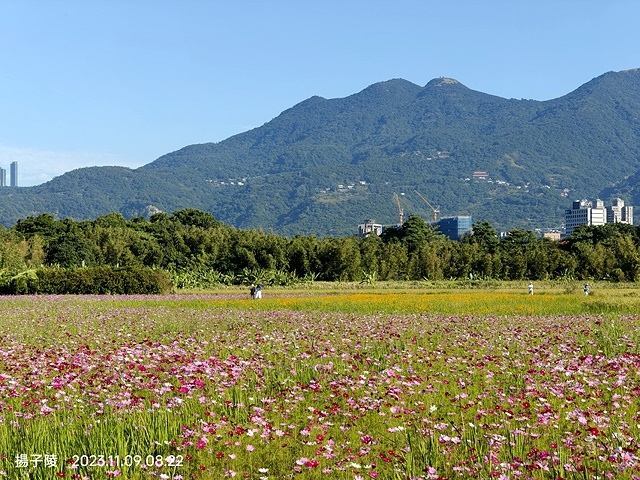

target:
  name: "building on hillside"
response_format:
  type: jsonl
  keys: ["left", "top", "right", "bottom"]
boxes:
{"left": 9, "top": 161, "right": 18, "bottom": 187}
{"left": 0, "top": 168, "right": 5, "bottom": 187}
{"left": 358, "top": 220, "right": 383, "bottom": 237}
{"left": 472, "top": 171, "right": 489, "bottom": 181}
{"left": 436, "top": 216, "right": 473, "bottom": 241}
{"left": 564, "top": 198, "right": 633, "bottom": 236}
{"left": 606, "top": 198, "right": 633, "bottom": 225}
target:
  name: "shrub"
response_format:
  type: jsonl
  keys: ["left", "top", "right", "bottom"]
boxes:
{"left": 1, "top": 266, "right": 172, "bottom": 295}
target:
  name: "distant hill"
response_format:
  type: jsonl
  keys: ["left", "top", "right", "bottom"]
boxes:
{"left": 2, "top": 69, "right": 640, "bottom": 236}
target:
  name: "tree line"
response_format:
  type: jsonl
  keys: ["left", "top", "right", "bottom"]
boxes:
{"left": 1, "top": 209, "right": 639, "bottom": 293}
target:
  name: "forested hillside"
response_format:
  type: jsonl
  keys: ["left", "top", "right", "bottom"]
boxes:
{"left": 1, "top": 69, "right": 640, "bottom": 236}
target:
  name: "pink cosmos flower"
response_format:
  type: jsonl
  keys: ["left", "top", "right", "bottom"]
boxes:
{"left": 40, "top": 405, "right": 54, "bottom": 415}
{"left": 361, "top": 435, "right": 373, "bottom": 444}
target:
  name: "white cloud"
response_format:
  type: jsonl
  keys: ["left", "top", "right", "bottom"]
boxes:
{"left": 0, "top": 144, "right": 145, "bottom": 187}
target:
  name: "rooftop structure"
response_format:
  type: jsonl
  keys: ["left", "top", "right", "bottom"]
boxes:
{"left": 472, "top": 171, "right": 489, "bottom": 181}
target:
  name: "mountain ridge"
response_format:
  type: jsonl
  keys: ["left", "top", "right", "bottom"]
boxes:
{"left": 2, "top": 68, "right": 640, "bottom": 236}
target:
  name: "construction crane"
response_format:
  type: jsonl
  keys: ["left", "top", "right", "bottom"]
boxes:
{"left": 415, "top": 191, "right": 440, "bottom": 223}
{"left": 393, "top": 193, "right": 404, "bottom": 226}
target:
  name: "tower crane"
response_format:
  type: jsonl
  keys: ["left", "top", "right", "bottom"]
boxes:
{"left": 414, "top": 191, "right": 440, "bottom": 223}
{"left": 393, "top": 193, "right": 404, "bottom": 226}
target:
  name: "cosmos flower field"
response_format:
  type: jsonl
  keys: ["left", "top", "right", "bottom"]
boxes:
{"left": 1, "top": 292, "right": 640, "bottom": 479}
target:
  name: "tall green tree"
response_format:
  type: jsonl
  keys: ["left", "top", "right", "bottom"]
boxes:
{"left": 498, "top": 229, "right": 537, "bottom": 280}
{"left": 465, "top": 221, "right": 500, "bottom": 254}
{"left": 402, "top": 215, "right": 430, "bottom": 254}
{"left": 46, "top": 231, "right": 96, "bottom": 267}
{"left": 318, "top": 237, "right": 362, "bottom": 281}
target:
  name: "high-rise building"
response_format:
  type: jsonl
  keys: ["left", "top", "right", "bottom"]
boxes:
{"left": 606, "top": 198, "right": 633, "bottom": 225}
{"left": 436, "top": 216, "right": 473, "bottom": 241}
{"left": 0, "top": 168, "right": 5, "bottom": 187}
{"left": 10, "top": 161, "right": 17, "bottom": 187}
{"left": 564, "top": 198, "right": 632, "bottom": 236}
{"left": 565, "top": 199, "right": 606, "bottom": 236}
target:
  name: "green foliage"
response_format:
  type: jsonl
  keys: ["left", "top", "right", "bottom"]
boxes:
{"left": 6, "top": 269, "right": 38, "bottom": 294}
{"left": 401, "top": 214, "right": 430, "bottom": 253}
{"left": 1, "top": 209, "right": 640, "bottom": 294}
{"left": 567, "top": 223, "right": 640, "bottom": 281}
{"left": 170, "top": 208, "right": 219, "bottom": 229}
{"left": 170, "top": 267, "right": 233, "bottom": 289}
{"left": 359, "top": 269, "right": 377, "bottom": 285}
{"left": 13, "top": 213, "right": 66, "bottom": 240}
{"left": 465, "top": 221, "right": 500, "bottom": 253}
{"left": 46, "top": 231, "right": 96, "bottom": 267}
{"left": 317, "top": 237, "right": 362, "bottom": 281}
{"left": 0, "top": 265, "right": 172, "bottom": 295}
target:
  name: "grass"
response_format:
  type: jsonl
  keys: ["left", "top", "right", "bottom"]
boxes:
{"left": 83, "top": 280, "right": 640, "bottom": 316}
{"left": 1, "top": 282, "right": 640, "bottom": 479}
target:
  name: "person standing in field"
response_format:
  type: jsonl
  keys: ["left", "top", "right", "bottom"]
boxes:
{"left": 584, "top": 284, "right": 590, "bottom": 296}
{"left": 250, "top": 284, "right": 256, "bottom": 299}
{"left": 255, "top": 283, "right": 263, "bottom": 299}
{"left": 528, "top": 283, "right": 534, "bottom": 295}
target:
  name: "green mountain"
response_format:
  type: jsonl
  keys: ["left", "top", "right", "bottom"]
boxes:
{"left": 2, "top": 69, "right": 640, "bottom": 236}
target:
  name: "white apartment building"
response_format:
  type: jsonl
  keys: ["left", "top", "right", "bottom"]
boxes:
{"left": 358, "top": 220, "right": 383, "bottom": 237}
{"left": 565, "top": 198, "right": 633, "bottom": 236}
{"left": 606, "top": 198, "right": 634, "bottom": 225}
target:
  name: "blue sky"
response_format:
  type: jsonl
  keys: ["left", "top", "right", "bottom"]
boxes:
{"left": 1, "top": 0, "right": 639, "bottom": 186}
